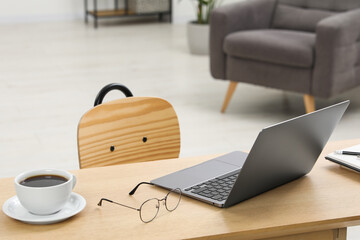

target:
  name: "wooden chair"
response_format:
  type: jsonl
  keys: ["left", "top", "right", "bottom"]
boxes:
{"left": 77, "top": 83, "right": 181, "bottom": 168}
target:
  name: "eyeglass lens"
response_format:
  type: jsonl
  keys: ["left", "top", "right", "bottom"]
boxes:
{"left": 139, "top": 188, "right": 181, "bottom": 223}
{"left": 165, "top": 189, "right": 181, "bottom": 211}
{"left": 140, "top": 198, "right": 160, "bottom": 223}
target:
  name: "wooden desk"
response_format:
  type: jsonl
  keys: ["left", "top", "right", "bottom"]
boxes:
{"left": 1, "top": 139, "right": 360, "bottom": 239}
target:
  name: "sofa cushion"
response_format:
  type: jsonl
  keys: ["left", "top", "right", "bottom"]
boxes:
{"left": 224, "top": 29, "right": 316, "bottom": 68}
{"left": 272, "top": 4, "right": 335, "bottom": 32}
{"left": 276, "top": 0, "right": 360, "bottom": 12}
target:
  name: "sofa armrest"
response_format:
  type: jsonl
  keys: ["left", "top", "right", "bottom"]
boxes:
{"left": 313, "top": 8, "right": 360, "bottom": 98}
{"left": 210, "top": 0, "right": 277, "bottom": 79}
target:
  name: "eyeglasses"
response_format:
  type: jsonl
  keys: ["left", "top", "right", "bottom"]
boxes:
{"left": 97, "top": 182, "right": 182, "bottom": 223}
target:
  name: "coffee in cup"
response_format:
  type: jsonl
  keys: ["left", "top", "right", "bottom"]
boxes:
{"left": 15, "top": 169, "right": 76, "bottom": 215}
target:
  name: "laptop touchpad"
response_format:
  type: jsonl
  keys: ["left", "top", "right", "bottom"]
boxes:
{"left": 151, "top": 151, "right": 247, "bottom": 189}
{"left": 180, "top": 160, "right": 237, "bottom": 179}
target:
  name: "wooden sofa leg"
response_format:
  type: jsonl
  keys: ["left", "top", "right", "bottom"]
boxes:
{"left": 221, "top": 81, "right": 238, "bottom": 113}
{"left": 304, "top": 94, "right": 315, "bottom": 113}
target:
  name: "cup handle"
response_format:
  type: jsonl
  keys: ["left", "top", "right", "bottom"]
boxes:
{"left": 72, "top": 175, "right": 77, "bottom": 189}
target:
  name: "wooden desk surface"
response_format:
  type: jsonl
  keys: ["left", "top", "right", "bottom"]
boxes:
{"left": 1, "top": 139, "right": 360, "bottom": 240}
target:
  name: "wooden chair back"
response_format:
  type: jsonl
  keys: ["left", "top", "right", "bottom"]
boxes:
{"left": 77, "top": 90, "right": 180, "bottom": 168}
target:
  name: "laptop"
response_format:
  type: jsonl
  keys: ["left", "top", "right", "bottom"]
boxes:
{"left": 151, "top": 101, "right": 349, "bottom": 208}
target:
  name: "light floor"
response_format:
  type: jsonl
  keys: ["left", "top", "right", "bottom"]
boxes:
{"left": 1, "top": 19, "right": 360, "bottom": 238}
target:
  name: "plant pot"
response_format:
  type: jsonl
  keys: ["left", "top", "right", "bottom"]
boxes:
{"left": 186, "top": 22, "right": 209, "bottom": 55}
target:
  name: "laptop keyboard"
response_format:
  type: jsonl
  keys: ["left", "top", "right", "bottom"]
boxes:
{"left": 184, "top": 170, "right": 240, "bottom": 202}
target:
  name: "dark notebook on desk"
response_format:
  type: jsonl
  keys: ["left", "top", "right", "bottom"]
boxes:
{"left": 152, "top": 101, "right": 349, "bottom": 208}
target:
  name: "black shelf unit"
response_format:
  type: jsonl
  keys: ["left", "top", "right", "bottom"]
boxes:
{"left": 85, "top": 0, "right": 172, "bottom": 28}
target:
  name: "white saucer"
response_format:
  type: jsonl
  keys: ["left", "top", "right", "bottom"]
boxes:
{"left": 2, "top": 192, "right": 86, "bottom": 225}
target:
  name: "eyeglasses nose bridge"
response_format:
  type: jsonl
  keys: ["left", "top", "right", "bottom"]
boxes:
{"left": 159, "top": 198, "right": 166, "bottom": 206}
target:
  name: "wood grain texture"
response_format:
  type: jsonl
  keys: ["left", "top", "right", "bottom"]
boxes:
{"left": 259, "top": 228, "right": 345, "bottom": 240}
{"left": 221, "top": 81, "right": 238, "bottom": 113}
{"left": 77, "top": 97, "right": 180, "bottom": 168}
{"left": 189, "top": 228, "right": 347, "bottom": 240}
{"left": 1, "top": 139, "right": 360, "bottom": 239}
{"left": 88, "top": 9, "right": 136, "bottom": 17}
{"left": 304, "top": 94, "right": 316, "bottom": 113}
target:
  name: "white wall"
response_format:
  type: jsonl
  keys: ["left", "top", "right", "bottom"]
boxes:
{"left": 0, "top": 0, "right": 243, "bottom": 24}
{"left": 0, "top": 0, "right": 83, "bottom": 23}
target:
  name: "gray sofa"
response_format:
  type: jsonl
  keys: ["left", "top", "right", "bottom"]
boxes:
{"left": 210, "top": 0, "right": 360, "bottom": 113}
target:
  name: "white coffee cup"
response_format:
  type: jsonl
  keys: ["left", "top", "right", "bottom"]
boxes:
{"left": 14, "top": 169, "right": 77, "bottom": 215}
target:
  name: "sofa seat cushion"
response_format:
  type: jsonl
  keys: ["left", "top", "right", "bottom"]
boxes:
{"left": 224, "top": 29, "right": 316, "bottom": 68}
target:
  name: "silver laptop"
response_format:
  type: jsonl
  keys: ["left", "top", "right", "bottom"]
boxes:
{"left": 151, "top": 101, "right": 349, "bottom": 208}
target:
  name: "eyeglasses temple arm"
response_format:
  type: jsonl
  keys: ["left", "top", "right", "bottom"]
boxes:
{"left": 98, "top": 198, "right": 139, "bottom": 211}
{"left": 129, "top": 182, "right": 154, "bottom": 195}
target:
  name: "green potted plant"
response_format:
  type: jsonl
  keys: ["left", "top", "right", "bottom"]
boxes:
{"left": 186, "top": 0, "right": 224, "bottom": 54}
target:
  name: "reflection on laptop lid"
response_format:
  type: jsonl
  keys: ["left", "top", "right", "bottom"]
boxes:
{"left": 151, "top": 101, "right": 349, "bottom": 208}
